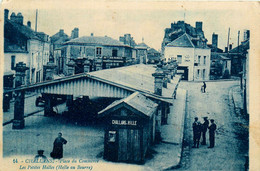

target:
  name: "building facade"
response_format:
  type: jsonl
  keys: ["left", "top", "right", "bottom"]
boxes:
{"left": 164, "top": 33, "right": 210, "bottom": 81}
{"left": 4, "top": 9, "right": 50, "bottom": 88}
{"left": 135, "top": 42, "right": 148, "bottom": 64}
{"left": 161, "top": 21, "right": 206, "bottom": 57}
{"left": 57, "top": 35, "right": 133, "bottom": 75}
{"left": 207, "top": 33, "right": 231, "bottom": 79}
{"left": 147, "top": 48, "right": 161, "bottom": 64}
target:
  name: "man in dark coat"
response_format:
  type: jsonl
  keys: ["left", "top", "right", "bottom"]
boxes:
{"left": 208, "top": 119, "right": 217, "bottom": 148}
{"left": 50, "top": 133, "right": 67, "bottom": 159}
{"left": 202, "top": 82, "right": 207, "bottom": 93}
{"left": 201, "top": 117, "right": 209, "bottom": 145}
{"left": 192, "top": 117, "right": 202, "bottom": 148}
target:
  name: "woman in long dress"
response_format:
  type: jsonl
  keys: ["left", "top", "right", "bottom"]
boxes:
{"left": 50, "top": 132, "right": 67, "bottom": 159}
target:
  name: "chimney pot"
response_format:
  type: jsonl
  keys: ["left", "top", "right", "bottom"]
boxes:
{"left": 225, "top": 47, "right": 228, "bottom": 53}
{"left": 229, "top": 44, "right": 232, "bottom": 50}
{"left": 4, "top": 9, "right": 9, "bottom": 21}
{"left": 152, "top": 62, "right": 164, "bottom": 96}
{"left": 27, "top": 21, "right": 31, "bottom": 28}
{"left": 196, "top": 21, "right": 203, "bottom": 31}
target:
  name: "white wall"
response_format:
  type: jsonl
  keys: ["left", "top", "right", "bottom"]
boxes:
{"left": 164, "top": 46, "right": 210, "bottom": 81}
{"left": 164, "top": 46, "right": 195, "bottom": 81}
{"left": 28, "top": 39, "right": 50, "bottom": 84}
{"left": 193, "top": 48, "right": 211, "bottom": 81}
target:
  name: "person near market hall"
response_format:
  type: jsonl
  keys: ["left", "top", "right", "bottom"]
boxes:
{"left": 201, "top": 116, "right": 209, "bottom": 145}
{"left": 192, "top": 117, "right": 202, "bottom": 148}
{"left": 208, "top": 119, "right": 217, "bottom": 148}
{"left": 50, "top": 132, "right": 67, "bottom": 159}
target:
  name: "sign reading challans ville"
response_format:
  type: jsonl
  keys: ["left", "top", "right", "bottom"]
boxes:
{"left": 112, "top": 120, "right": 137, "bottom": 126}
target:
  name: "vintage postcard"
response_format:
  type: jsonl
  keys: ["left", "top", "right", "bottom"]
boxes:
{"left": 0, "top": 0, "right": 259, "bottom": 170}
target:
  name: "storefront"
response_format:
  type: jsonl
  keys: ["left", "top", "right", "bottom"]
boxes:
{"left": 98, "top": 92, "right": 158, "bottom": 163}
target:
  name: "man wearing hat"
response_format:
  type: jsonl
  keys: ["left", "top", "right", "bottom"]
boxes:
{"left": 201, "top": 117, "right": 209, "bottom": 145}
{"left": 192, "top": 117, "right": 202, "bottom": 148}
{"left": 34, "top": 150, "right": 47, "bottom": 161}
{"left": 208, "top": 119, "right": 217, "bottom": 148}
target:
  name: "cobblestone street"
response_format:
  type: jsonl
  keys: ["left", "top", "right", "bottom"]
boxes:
{"left": 175, "top": 80, "right": 249, "bottom": 171}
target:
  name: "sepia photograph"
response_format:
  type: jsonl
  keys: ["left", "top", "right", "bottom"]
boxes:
{"left": 0, "top": 0, "right": 259, "bottom": 170}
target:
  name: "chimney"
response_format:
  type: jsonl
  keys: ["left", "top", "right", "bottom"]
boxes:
{"left": 71, "top": 28, "right": 79, "bottom": 39}
{"left": 244, "top": 30, "right": 250, "bottom": 41}
{"left": 152, "top": 62, "right": 164, "bottom": 96}
{"left": 229, "top": 44, "right": 232, "bottom": 50}
{"left": 10, "top": 12, "right": 16, "bottom": 21}
{"left": 27, "top": 21, "right": 31, "bottom": 28}
{"left": 91, "top": 33, "right": 94, "bottom": 36}
{"left": 16, "top": 12, "right": 23, "bottom": 25}
{"left": 212, "top": 33, "right": 218, "bottom": 50}
{"left": 196, "top": 21, "right": 203, "bottom": 31}
{"left": 225, "top": 47, "right": 228, "bottom": 53}
{"left": 59, "top": 29, "right": 64, "bottom": 36}
{"left": 4, "top": 9, "right": 9, "bottom": 21}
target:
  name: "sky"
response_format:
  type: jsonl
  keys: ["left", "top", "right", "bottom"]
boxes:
{"left": 2, "top": 1, "right": 258, "bottom": 51}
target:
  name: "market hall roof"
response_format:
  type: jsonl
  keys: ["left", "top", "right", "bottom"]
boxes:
{"left": 98, "top": 92, "right": 158, "bottom": 118}
{"left": 89, "top": 64, "right": 180, "bottom": 99}
{"left": 6, "top": 65, "right": 181, "bottom": 104}
{"left": 63, "top": 36, "right": 130, "bottom": 47}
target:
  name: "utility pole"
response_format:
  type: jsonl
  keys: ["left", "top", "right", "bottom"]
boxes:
{"left": 35, "top": 9, "right": 38, "bottom": 32}
{"left": 227, "top": 28, "right": 230, "bottom": 51}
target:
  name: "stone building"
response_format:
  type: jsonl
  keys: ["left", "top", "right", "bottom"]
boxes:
{"left": 207, "top": 33, "right": 231, "bottom": 79}
{"left": 4, "top": 9, "right": 50, "bottom": 88}
{"left": 147, "top": 48, "right": 161, "bottom": 64}
{"left": 210, "top": 53, "right": 231, "bottom": 80}
{"left": 228, "top": 33, "right": 250, "bottom": 76}
{"left": 58, "top": 34, "right": 133, "bottom": 75}
{"left": 164, "top": 33, "right": 211, "bottom": 81}
{"left": 50, "top": 29, "right": 71, "bottom": 74}
{"left": 119, "top": 34, "right": 137, "bottom": 64}
{"left": 119, "top": 34, "right": 137, "bottom": 48}
{"left": 135, "top": 42, "right": 149, "bottom": 64}
{"left": 161, "top": 21, "right": 207, "bottom": 57}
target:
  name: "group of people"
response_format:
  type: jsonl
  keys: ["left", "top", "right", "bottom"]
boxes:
{"left": 192, "top": 117, "right": 217, "bottom": 148}
{"left": 35, "top": 132, "right": 67, "bottom": 161}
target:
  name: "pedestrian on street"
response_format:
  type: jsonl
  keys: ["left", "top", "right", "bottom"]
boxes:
{"left": 50, "top": 132, "right": 67, "bottom": 159}
{"left": 201, "top": 117, "right": 209, "bottom": 145}
{"left": 208, "top": 119, "right": 217, "bottom": 148}
{"left": 192, "top": 117, "right": 202, "bottom": 148}
{"left": 202, "top": 82, "right": 207, "bottom": 93}
{"left": 34, "top": 150, "right": 47, "bottom": 162}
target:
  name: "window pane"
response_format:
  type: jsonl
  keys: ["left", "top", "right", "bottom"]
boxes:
{"left": 177, "top": 55, "right": 182, "bottom": 64}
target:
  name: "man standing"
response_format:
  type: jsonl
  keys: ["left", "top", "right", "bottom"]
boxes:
{"left": 208, "top": 119, "right": 217, "bottom": 148}
{"left": 203, "top": 82, "right": 207, "bottom": 93}
{"left": 192, "top": 117, "right": 202, "bottom": 148}
{"left": 201, "top": 117, "right": 209, "bottom": 145}
{"left": 50, "top": 132, "right": 67, "bottom": 159}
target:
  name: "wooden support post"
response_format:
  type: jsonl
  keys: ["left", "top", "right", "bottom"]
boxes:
{"left": 44, "top": 94, "right": 54, "bottom": 117}
{"left": 66, "top": 95, "right": 73, "bottom": 112}
{"left": 155, "top": 101, "right": 162, "bottom": 143}
{"left": 12, "top": 91, "right": 25, "bottom": 129}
